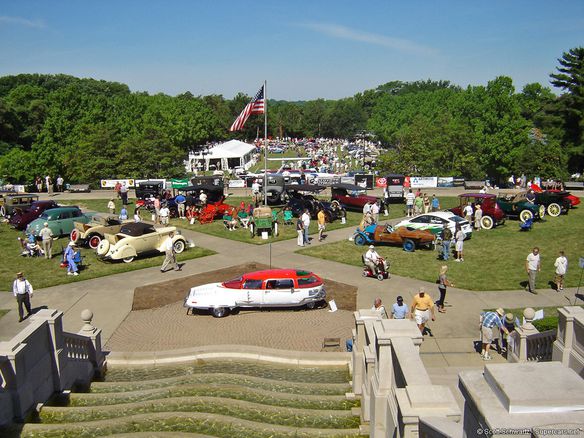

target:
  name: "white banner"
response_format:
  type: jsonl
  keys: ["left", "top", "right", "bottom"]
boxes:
{"left": 228, "top": 179, "right": 246, "bottom": 188}
{"left": 100, "top": 179, "right": 136, "bottom": 188}
{"left": 410, "top": 177, "right": 438, "bottom": 188}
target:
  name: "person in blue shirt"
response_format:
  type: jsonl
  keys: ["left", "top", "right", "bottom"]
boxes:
{"left": 391, "top": 296, "right": 408, "bottom": 319}
{"left": 175, "top": 193, "right": 187, "bottom": 219}
{"left": 64, "top": 242, "right": 79, "bottom": 276}
{"left": 431, "top": 194, "right": 440, "bottom": 212}
{"left": 480, "top": 308, "right": 510, "bottom": 360}
{"left": 119, "top": 206, "right": 128, "bottom": 221}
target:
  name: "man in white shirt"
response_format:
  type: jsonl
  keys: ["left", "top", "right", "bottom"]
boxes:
{"left": 462, "top": 203, "right": 473, "bottom": 223}
{"left": 525, "top": 247, "right": 541, "bottom": 294}
{"left": 38, "top": 222, "right": 54, "bottom": 259}
{"left": 160, "top": 232, "right": 180, "bottom": 272}
{"left": 405, "top": 189, "right": 415, "bottom": 217}
{"left": 364, "top": 245, "right": 380, "bottom": 275}
{"left": 159, "top": 205, "right": 170, "bottom": 225}
{"left": 301, "top": 209, "right": 311, "bottom": 245}
{"left": 199, "top": 190, "right": 208, "bottom": 206}
{"left": 362, "top": 202, "right": 372, "bottom": 215}
{"left": 371, "top": 297, "right": 387, "bottom": 318}
{"left": 251, "top": 180, "right": 261, "bottom": 204}
{"left": 370, "top": 201, "right": 380, "bottom": 224}
{"left": 13, "top": 272, "right": 33, "bottom": 322}
{"left": 554, "top": 250, "right": 568, "bottom": 291}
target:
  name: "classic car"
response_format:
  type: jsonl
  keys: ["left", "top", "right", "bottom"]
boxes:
{"left": 544, "top": 189, "right": 580, "bottom": 208}
{"left": 135, "top": 180, "right": 166, "bottom": 200}
{"left": 331, "top": 183, "right": 379, "bottom": 212}
{"left": 526, "top": 186, "right": 573, "bottom": 216}
{"left": 496, "top": 193, "right": 545, "bottom": 222}
{"left": 26, "top": 206, "right": 96, "bottom": 238}
{"left": 184, "top": 269, "right": 326, "bottom": 317}
{"left": 395, "top": 211, "right": 473, "bottom": 239}
{"left": 249, "top": 206, "right": 279, "bottom": 238}
{"left": 70, "top": 213, "right": 131, "bottom": 249}
{"left": 286, "top": 185, "right": 345, "bottom": 222}
{"left": 353, "top": 223, "right": 435, "bottom": 252}
{"left": 8, "top": 200, "right": 59, "bottom": 230}
{"left": 449, "top": 194, "right": 506, "bottom": 229}
{"left": 0, "top": 193, "right": 39, "bottom": 217}
{"left": 96, "top": 222, "right": 189, "bottom": 263}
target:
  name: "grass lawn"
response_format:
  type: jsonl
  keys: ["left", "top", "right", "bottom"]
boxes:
{"left": 299, "top": 198, "right": 584, "bottom": 291}
{"left": 0, "top": 224, "right": 215, "bottom": 290}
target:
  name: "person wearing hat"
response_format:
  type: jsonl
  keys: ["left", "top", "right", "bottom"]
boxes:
{"left": 410, "top": 287, "right": 436, "bottom": 334}
{"left": 107, "top": 198, "right": 116, "bottom": 215}
{"left": 38, "top": 222, "right": 54, "bottom": 259}
{"left": 391, "top": 296, "right": 408, "bottom": 319}
{"left": 436, "top": 265, "right": 453, "bottom": 313}
{"left": 501, "top": 313, "right": 516, "bottom": 353}
{"left": 64, "top": 241, "right": 79, "bottom": 276}
{"left": 364, "top": 245, "right": 381, "bottom": 276}
{"left": 479, "top": 307, "right": 510, "bottom": 360}
{"left": 12, "top": 272, "right": 33, "bottom": 322}
{"left": 199, "top": 190, "right": 207, "bottom": 207}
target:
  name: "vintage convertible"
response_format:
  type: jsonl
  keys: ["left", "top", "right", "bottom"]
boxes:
{"left": 70, "top": 213, "right": 131, "bottom": 249}
{"left": 184, "top": 269, "right": 326, "bottom": 317}
{"left": 353, "top": 223, "right": 436, "bottom": 252}
{"left": 331, "top": 183, "right": 379, "bottom": 212}
{"left": 286, "top": 185, "right": 345, "bottom": 222}
{"left": 96, "top": 222, "right": 189, "bottom": 263}
{"left": 496, "top": 193, "right": 545, "bottom": 222}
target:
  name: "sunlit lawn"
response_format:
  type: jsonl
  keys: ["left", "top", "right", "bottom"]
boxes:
{"left": 299, "top": 200, "right": 584, "bottom": 291}
{"left": 0, "top": 225, "right": 215, "bottom": 290}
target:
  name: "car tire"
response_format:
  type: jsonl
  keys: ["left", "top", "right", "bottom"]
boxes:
{"left": 547, "top": 203, "right": 561, "bottom": 217}
{"left": 519, "top": 210, "right": 533, "bottom": 223}
{"left": 480, "top": 216, "right": 494, "bottom": 230}
{"left": 402, "top": 238, "right": 416, "bottom": 252}
{"left": 212, "top": 307, "right": 228, "bottom": 318}
{"left": 122, "top": 256, "right": 135, "bottom": 263}
{"left": 306, "top": 301, "right": 316, "bottom": 310}
{"left": 70, "top": 229, "right": 80, "bottom": 243}
{"left": 96, "top": 239, "right": 110, "bottom": 256}
{"left": 354, "top": 234, "right": 366, "bottom": 246}
{"left": 173, "top": 239, "right": 186, "bottom": 254}
{"left": 88, "top": 235, "right": 101, "bottom": 249}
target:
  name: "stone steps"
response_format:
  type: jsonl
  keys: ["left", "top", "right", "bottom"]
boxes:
{"left": 23, "top": 412, "right": 363, "bottom": 437}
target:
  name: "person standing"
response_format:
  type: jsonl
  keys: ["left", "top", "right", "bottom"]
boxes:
{"left": 525, "top": 247, "right": 541, "bottom": 294}
{"left": 317, "top": 207, "right": 326, "bottom": 242}
{"left": 159, "top": 204, "right": 170, "bottom": 225}
{"left": 463, "top": 202, "right": 473, "bottom": 223}
{"left": 405, "top": 189, "right": 415, "bottom": 217}
{"left": 479, "top": 308, "right": 509, "bottom": 360}
{"left": 35, "top": 176, "right": 43, "bottom": 193}
{"left": 107, "top": 198, "right": 116, "bottom": 215}
{"left": 370, "top": 200, "right": 380, "bottom": 224}
{"left": 251, "top": 179, "right": 261, "bottom": 205}
{"left": 133, "top": 208, "right": 141, "bottom": 223}
{"left": 64, "top": 242, "right": 79, "bottom": 276}
{"left": 154, "top": 196, "right": 161, "bottom": 224}
{"left": 391, "top": 296, "right": 408, "bottom": 319}
{"left": 410, "top": 287, "right": 436, "bottom": 334}
{"left": 39, "top": 222, "right": 54, "bottom": 259}
{"left": 474, "top": 204, "right": 483, "bottom": 230}
{"left": 13, "top": 272, "right": 33, "bottom": 322}
{"left": 423, "top": 193, "right": 430, "bottom": 213}
{"left": 383, "top": 186, "right": 390, "bottom": 216}
{"left": 455, "top": 224, "right": 465, "bottom": 262}
{"left": 554, "top": 250, "right": 568, "bottom": 291}
{"left": 301, "top": 209, "right": 311, "bottom": 245}
{"left": 371, "top": 297, "right": 387, "bottom": 318}
{"left": 175, "top": 193, "right": 186, "bottom": 219}
{"left": 199, "top": 190, "right": 207, "bottom": 207}
{"left": 296, "top": 217, "right": 304, "bottom": 247}
{"left": 440, "top": 226, "right": 452, "bottom": 261}
{"left": 436, "top": 265, "right": 453, "bottom": 313}
{"left": 56, "top": 175, "right": 64, "bottom": 192}
{"left": 431, "top": 194, "right": 440, "bottom": 212}
{"left": 160, "top": 232, "right": 180, "bottom": 272}
{"left": 45, "top": 175, "right": 53, "bottom": 194}
{"left": 119, "top": 183, "right": 129, "bottom": 206}
{"left": 414, "top": 193, "right": 423, "bottom": 216}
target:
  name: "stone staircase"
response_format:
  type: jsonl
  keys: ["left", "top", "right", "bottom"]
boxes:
{"left": 20, "top": 361, "right": 363, "bottom": 437}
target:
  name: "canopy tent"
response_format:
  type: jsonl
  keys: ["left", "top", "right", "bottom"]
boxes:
{"left": 186, "top": 140, "right": 256, "bottom": 172}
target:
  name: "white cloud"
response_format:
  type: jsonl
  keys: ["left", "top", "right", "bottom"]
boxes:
{"left": 0, "top": 15, "right": 46, "bottom": 29}
{"left": 298, "top": 22, "right": 437, "bottom": 56}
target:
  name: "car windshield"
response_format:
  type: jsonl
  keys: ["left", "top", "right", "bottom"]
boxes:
{"left": 39, "top": 212, "right": 49, "bottom": 220}
{"left": 449, "top": 216, "right": 465, "bottom": 223}
{"left": 223, "top": 277, "right": 242, "bottom": 288}
{"left": 297, "top": 276, "right": 319, "bottom": 287}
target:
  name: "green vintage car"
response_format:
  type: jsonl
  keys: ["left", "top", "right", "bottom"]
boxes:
{"left": 26, "top": 206, "right": 97, "bottom": 238}
{"left": 496, "top": 193, "right": 545, "bottom": 222}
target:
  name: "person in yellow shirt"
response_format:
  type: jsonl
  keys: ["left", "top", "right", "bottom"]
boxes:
{"left": 410, "top": 287, "right": 436, "bottom": 334}
{"left": 317, "top": 207, "right": 326, "bottom": 242}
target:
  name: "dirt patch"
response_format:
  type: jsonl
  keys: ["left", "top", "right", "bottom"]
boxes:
{"left": 132, "top": 262, "right": 357, "bottom": 311}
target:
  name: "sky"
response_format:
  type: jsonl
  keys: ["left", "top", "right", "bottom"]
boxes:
{"left": 0, "top": 0, "right": 582, "bottom": 100}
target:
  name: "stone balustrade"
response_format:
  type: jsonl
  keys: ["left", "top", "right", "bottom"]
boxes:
{"left": 552, "top": 306, "right": 584, "bottom": 377}
{"left": 0, "top": 308, "right": 105, "bottom": 426}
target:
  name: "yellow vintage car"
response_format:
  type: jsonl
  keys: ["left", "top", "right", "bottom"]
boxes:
{"left": 70, "top": 213, "right": 131, "bottom": 249}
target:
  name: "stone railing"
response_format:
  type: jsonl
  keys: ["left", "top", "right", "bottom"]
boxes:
{"left": 350, "top": 310, "right": 460, "bottom": 437}
{"left": 508, "top": 327, "right": 556, "bottom": 363}
{"left": 0, "top": 308, "right": 105, "bottom": 426}
{"left": 552, "top": 306, "right": 584, "bottom": 376}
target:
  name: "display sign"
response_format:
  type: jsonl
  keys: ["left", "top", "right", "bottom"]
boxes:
{"left": 410, "top": 177, "right": 438, "bottom": 188}
{"left": 228, "top": 179, "right": 246, "bottom": 188}
{"left": 376, "top": 177, "right": 387, "bottom": 188}
{"left": 314, "top": 175, "right": 341, "bottom": 186}
{"left": 437, "top": 177, "right": 454, "bottom": 188}
{"left": 100, "top": 179, "right": 135, "bottom": 188}
{"left": 354, "top": 174, "right": 374, "bottom": 190}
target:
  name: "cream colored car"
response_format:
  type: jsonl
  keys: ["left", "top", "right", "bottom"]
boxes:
{"left": 96, "top": 222, "right": 189, "bottom": 263}
{"left": 70, "top": 213, "right": 131, "bottom": 249}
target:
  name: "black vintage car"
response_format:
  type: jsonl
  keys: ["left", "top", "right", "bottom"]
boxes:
{"left": 532, "top": 191, "right": 572, "bottom": 217}
{"left": 286, "top": 185, "right": 345, "bottom": 222}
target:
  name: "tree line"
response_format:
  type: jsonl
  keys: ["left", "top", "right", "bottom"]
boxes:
{"left": 0, "top": 47, "right": 581, "bottom": 185}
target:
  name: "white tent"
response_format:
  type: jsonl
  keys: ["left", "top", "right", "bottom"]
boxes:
{"left": 186, "top": 140, "right": 256, "bottom": 172}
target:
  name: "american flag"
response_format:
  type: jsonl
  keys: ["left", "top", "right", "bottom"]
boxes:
{"left": 229, "top": 85, "right": 265, "bottom": 132}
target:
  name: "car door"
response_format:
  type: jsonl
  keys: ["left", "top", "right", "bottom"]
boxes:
{"left": 65, "top": 209, "right": 83, "bottom": 234}
{"left": 55, "top": 211, "right": 71, "bottom": 236}
{"left": 263, "top": 278, "right": 296, "bottom": 306}
{"left": 139, "top": 228, "right": 162, "bottom": 253}
{"left": 240, "top": 279, "right": 264, "bottom": 307}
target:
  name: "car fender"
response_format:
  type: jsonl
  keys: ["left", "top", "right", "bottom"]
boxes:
{"left": 113, "top": 245, "right": 137, "bottom": 260}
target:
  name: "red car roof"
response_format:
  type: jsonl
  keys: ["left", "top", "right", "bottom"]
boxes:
{"left": 459, "top": 193, "right": 497, "bottom": 198}
{"left": 242, "top": 269, "right": 317, "bottom": 280}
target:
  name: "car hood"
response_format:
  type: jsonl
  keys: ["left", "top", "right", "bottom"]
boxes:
{"left": 188, "top": 283, "right": 222, "bottom": 296}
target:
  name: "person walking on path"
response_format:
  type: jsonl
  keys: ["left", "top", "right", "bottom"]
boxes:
{"left": 160, "top": 232, "right": 180, "bottom": 272}
{"left": 554, "top": 250, "right": 568, "bottom": 291}
{"left": 13, "top": 272, "right": 33, "bottom": 322}
{"left": 410, "top": 287, "right": 436, "bottom": 335}
{"left": 525, "top": 247, "right": 540, "bottom": 294}
{"left": 296, "top": 217, "right": 304, "bottom": 247}
{"left": 479, "top": 308, "right": 509, "bottom": 360}
{"left": 371, "top": 297, "right": 387, "bottom": 318}
{"left": 454, "top": 224, "right": 465, "bottom": 262}
{"left": 317, "top": 207, "right": 326, "bottom": 242}
{"left": 45, "top": 175, "right": 53, "bottom": 194}
{"left": 39, "top": 222, "right": 54, "bottom": 259}
{"left": 301, "top": 209, "right": 311, "bottom": 245}
{"left": 35, "top": 176, "right": 43, "bottom": 193}
{"left": 436, "top": 265, "right": 453, "bottom": 313}
{"left": 64, "top": 242, "right": 79, "bottom": 276}
{"left": 391, "top": 296, "right": 408, "bottom": 319}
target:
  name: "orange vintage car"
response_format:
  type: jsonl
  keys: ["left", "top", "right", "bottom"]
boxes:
{"left": 352, "top": 223, "right": 436, "bottom": 252}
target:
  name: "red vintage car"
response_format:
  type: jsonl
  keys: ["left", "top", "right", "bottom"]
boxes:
{"left": 331, "top": 183, "right": 379, "bottom": 212}
{"left": 9, "top": 200, "right": 60, "bottom": 230}
{"left": 450, "top": 194, "right": 506, "bottom": 229}
{"left": 531, "top": 185, "right": 580, "bottom": 209}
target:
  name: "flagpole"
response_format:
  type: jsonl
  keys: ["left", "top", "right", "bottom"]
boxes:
{"left": 264, "top": 80, "right": 268, "bottom": 206}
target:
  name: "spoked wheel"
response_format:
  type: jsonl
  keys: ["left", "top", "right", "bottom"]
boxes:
{"left": 519, "top": 210, "right": 533, "bottom": 223}
{"left": 547, "top": 203, "right": 561, "bottom": 217}
{"left": 88, "top": 235, "right": 102, "bottom": 249}
{"left": 173, "top": 239, "right": 185, "bottom": 254}
{"left": 480, "top": 216, "right": 494, "bottom": 230}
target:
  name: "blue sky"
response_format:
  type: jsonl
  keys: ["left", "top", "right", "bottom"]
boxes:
{"left": 0, "top": 0, "right": 582, "bottom": 100}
